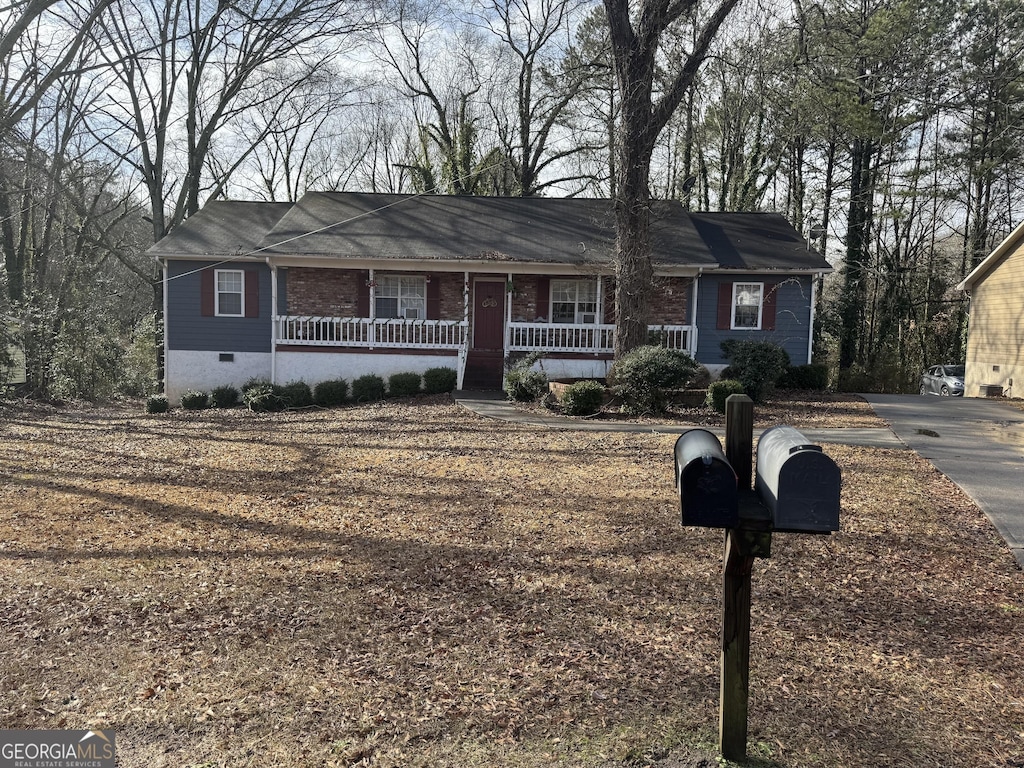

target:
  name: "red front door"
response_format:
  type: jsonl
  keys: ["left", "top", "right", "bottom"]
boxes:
{"left": 473, "top": 281, "right": 506, "bottom": 351}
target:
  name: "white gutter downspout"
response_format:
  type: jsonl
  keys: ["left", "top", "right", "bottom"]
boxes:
{"left": 267, "top": 258, "right": 278, "bottom": 385}
{"left": 690, "top": 268, "right": 702, "bottom": 358}
{"left": 807, "top": 273, "right": 819, "bottom": 365}
{"left": 161, "top": 259, "right": 169, "bottom": 395}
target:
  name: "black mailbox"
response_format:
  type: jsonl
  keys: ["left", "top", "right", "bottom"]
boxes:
{"left": 755, "top": 426, "right": 840, "bottom": 533}
{"left": 674, "top": 429, "right": 739, "bottom": 528}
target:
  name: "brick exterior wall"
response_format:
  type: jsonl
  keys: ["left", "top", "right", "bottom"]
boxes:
{"left": 437, "top": 273, "right": 465, "bottom": 320}
{"left": 648, "top": 277, "right": 692, "bottom": 325}
{"left": 286, "top": 268, "right": 363, "bottom": 316}
{"left": 511, "top": 275, "right": 540, "bottom": 321}
{"left": 284, "top": 268, "right": 691, "bottom": 325}
{"left": 286, "top": 268, "right": 466, "bottom": 320}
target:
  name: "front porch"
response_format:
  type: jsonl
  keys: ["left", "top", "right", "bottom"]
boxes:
{"left": 276, "top": 316, "right": 693, "bottom": 354}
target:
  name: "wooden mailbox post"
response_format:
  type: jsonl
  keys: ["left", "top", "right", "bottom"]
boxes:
{"left": 673, "top": 394, "right": 840, "bottom": 762}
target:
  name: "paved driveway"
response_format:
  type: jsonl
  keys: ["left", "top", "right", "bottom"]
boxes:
{"left": 863, "top": 394, "right": 1024, "bottom": 568}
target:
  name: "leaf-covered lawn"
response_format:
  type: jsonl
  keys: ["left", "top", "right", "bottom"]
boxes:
{"left": 0, "top": 397, "right": 1021, "bottom": 767}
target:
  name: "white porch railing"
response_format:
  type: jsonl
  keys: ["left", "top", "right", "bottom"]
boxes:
{"left": 508, "top": 322, "right": 691, "bottom": 354}
{"left": 275, "top": 316, "right": 468, "bottom": 349}
{"left": 276, "top": 316, "right": 691, "bottom": 356}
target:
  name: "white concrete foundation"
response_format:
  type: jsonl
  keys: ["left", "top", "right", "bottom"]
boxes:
{"left": 165, "top": 350, "right": 272, "bottom": 404}
{"left": 275, "top": 350, "right": 459, "bottom": 387}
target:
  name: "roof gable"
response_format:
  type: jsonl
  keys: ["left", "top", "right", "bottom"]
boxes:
{"left": 146, "top": 201, "right": 292, "bottom": 257}
{"left": 957, "top": 220, "right": 1024, "bottom": 291}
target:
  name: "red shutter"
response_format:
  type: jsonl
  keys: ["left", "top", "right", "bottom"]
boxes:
{"left": 762, "top": 281, "right": 777, "bottom": 331}
{"left": 356, "top": 270, "right": 370, "bottom": 317}
{"left": 536, "top": 277, "right": 550, "bottom": 321}
{"left": 244, "top": 269, "right": 259, "bottom": 318}
{"left": 426, "top": 275, "right": 441, "bottom": 319}
{"left": 717, "top": 282, "right": 733, "bottom": 330}
{"left": 201, "top": 269, "right": 215, "bottom": 316}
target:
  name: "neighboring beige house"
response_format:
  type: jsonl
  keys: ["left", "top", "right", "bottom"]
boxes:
{"left": 957, "top": 221, "right": 1024, "bottom": 399}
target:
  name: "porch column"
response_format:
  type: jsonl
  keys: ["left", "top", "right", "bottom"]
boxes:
{"left": 505, "top": 272, "right": 513, "bottom": 358}
{"left": 368, "top": 268, "right": 375, "bottom": 349}
{"left": 267, "top": 258, "right": 277, "bottom": 384}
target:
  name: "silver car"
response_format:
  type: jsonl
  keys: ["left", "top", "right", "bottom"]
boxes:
{"left": 919, "top": 364, "right": 965, "bottom": 396}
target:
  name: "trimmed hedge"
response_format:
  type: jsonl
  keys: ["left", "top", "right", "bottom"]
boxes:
{"left": 180, "top": 390, "right": 209, "bottom": 410}
{"left": 423, "top": 367, "right": 458, "bottom": 394}
{"left": 560, "top": 380, "right": 605, "bottom": 416}
{"left": 242, "top": 381, "right": 286, "bottom": 412}
{"left": 280, "top": 381, "right": 313, "bottom": 408}
{"left": 313, "top": 379, "right": 348, "bottom": 407}
{"left": 211, "top": 385, "right": 239, "bottom": 408}
{"left": 146, "top": 394, "right": 169, "bottom": 414}
{"left": 351, "top": 374, "right": 386, "bottom": 402}
{"left": 388, "top": 372, "right": 422, "bottom": 398}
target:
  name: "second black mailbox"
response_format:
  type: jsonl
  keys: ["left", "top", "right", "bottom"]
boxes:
{"left": 755, "top": 425, "right": 841, "bottom": 533}
{"left": 674, "top": 429, "right": 739, "bottom": 528}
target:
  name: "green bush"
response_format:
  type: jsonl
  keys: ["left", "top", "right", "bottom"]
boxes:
{"left": 180, "top": 390, "right": 209, "bottom": 410}
{"left": 423, "top": 367, "right": 458, "bottom": 394}
{"left": 560, "top": 380, "right": 605, "bottom": 416}
{"left": 280, "top": 381, "right": 313, "bottom": 408}
{"left": 351, "top": 374, "right": 386, "bottom": 403}
{"left": 243, "top": 381, "right": 285, "bottom": 412}
{"left": 608, "top": 345, "right": 699, "bottom": 415}
{"left": 313, "top": 379, "right": 348, "bottom": 407}
{"left": 504, "top": 355, "right": 549, "bottom": 402}
{"left": 210, "top": 385, "right": 239, "bottom": 408}
{"left": 777, "top": 363, "right": 829, "bottom": 391}
{"left": 145, "top": 394, "right": 169, "bottom": 414}
{"left": 707, "top": 379, "right": 746, "bottom": 413}
{"left": 719, "top": 340, "right": 791, "bottom": 402}
{"left": 388, "top": 372, "right": 422, "bottom": 398}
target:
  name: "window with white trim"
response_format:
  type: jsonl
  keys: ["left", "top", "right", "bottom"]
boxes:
{"left": 551, "top": 279, "right": 599, "bottom": 324}
{"left": 375, "top": 274, "right": 426, "bottom": 319}
{"left": 732, "top": 282, "right": 763, "bottom": 329}
{"left": 216, "top": 269, "right": 244, "bottom": 316}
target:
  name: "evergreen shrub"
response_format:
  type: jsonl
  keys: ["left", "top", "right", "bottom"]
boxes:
{"left": 608, "top": 345, "right": 699, "bottom": 415}
{"left": 423, "top": 367, "right": 458, "bottom": 394}
{"left": 560, "top": 380, "right": 605, "bottom": 416}
{"left": 504, "top": 354, "right": 548, "bottom": 402}
{"left": 313, "top": 379, "right": 348, "bottom": 407}
{"left": 351, "top": 374, "right": 386, "bottom": 402}
{"left": 719, "top": 340, "right": 790, "bottom": 402}
{"left": 707, "top": 379, "right": 746, "bottom": 413}
{"left": 210, "top": 385, "right": 240, "bottom": 408}
{"left": 280, "top": 381, "right": 313, "bottom": 408}
{"left": 180, "top": 390, "right": 209, "bottom": 410}
{"left": 145, "top": 394, "right": 170, "bottom": 414}
{"left": 243, "top": 381, "right": 285, "bottom": 412}
{"left": 388, "top": 372, "right": 422, "bottom": 398}
{"left": 777, "top": 364, "right": 829, "bottom": 391}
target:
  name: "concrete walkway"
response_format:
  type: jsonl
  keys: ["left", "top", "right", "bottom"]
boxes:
{"left": 454, "top": 390, "right": 1024, "bottom": 568}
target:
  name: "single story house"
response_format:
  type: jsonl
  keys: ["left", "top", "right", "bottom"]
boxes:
{"left": 956, "top": 221, "right": 1024, "bottom": 398}
{"left": 150, "top": 192, "right": 831, "bottom": 402}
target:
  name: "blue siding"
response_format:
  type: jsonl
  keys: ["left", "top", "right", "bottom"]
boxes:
{"left": 166, "top": 260, "right": 276, "bottom": 353}
{"left": 695, "top": 274, "right": 813, "bottom": 365}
